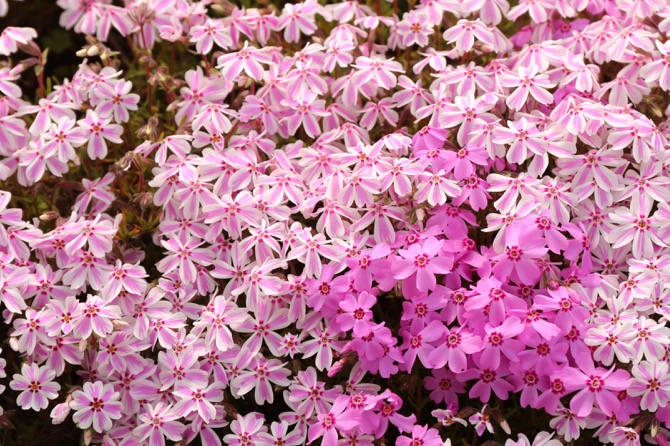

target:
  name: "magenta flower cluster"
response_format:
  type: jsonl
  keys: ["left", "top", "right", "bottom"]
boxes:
{"left": 1, "top": 0, "right": 670, "bottom": 445}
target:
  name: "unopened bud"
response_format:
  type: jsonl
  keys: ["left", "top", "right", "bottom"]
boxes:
{"left": 86, "top": 45, "right": 100, "bottom": 57}
{"left": 416, "top": 207, "right": 426, "bottom": 223}
{"left": 136, "top": 116, "right": 159, "bottom": 141}
{"left": 327, "top": 357, "right": 347, "bottom": 378}
{"left": 50, "top": 401, "right": 72, "bottom": 424}
{"left": 112, "top": 152, "right": 135, "bottom": 174}
{"left": 133, "top": 192, "right": 154, "bottom": 210}
{"left": 39, "top": 211, "right": 59, "bottom": 222}
{"left": 498, "top": 419, "right": 511, "bottom": 435}
{"left": 83, "top": 429, "right": 94, "bottom": 446}
{"left": 112, "top": 319, "right": 130, "bottom": 329}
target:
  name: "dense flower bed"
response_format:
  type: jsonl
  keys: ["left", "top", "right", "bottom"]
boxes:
{"left": 1, "top": 0, "right": 670, "bottom": 445}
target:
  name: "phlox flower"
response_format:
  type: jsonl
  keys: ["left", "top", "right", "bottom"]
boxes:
{"left": 458, "top": 357, "right": 515, "bottom": 403}
{"left": 427, "top": 325, "right": 482, "bottom": 372}
{"left": 396, "top": 425, "right": 443, "bottom": 446}
{"left": 189, "top": 18, "right": 233, "bottom": 54}
{"left": 501, "top": 66, "right": 555, "bottom": 110}
{"left": 41, "top": 117, "right": 86, "bottom": 163}
{"left": 77, "top": 109, "right": 123, "bottom": 160}
{"left": 70, "top": 381, "right": 123, "bottom": 433}
{"left": 480, "top": 317, "right": 525, "bottom": 369}
{"left": 392, "top": 237, "right": 452, "bottom": 292}
{"left": 352, "top": 56, "right": 404, "bottom": 90}
{"left": 133, "top": 403, "right": 185, "bottom": 446}
{"left": 605, "top": 199, "right": 665, "bottom": 258}
{"left": 279, "top": 0, "right": 321, "bottom": 42}
{"left": 157, "top": 234, "right": 213, "bottom": 285}
{"left": 12, "top": 308, "right": 55, "bottom": 354}
{"left": 640, "top": 40, "right": 670, "bottom": 90}
{"left": 236, "top": 303, "right": 290, "bottom": 356}
{"left": 505, "top": 432, "right": 563, "bottom": 446}
{"left": 424, "top": 368, "right": 465, "bottom": 405}
{"left": 287, "top": 367, "right": 341, "bottom": 418}
{"left": 257, "top": 421, "right": 303, "bottom": 446}
{"left": 72, "top": 295, "right": 121, "bottom": 339}
{"left": 232, "top": 356, "right": 291, "bottom": 404}
{"left": 193, "top": 295, "right": 248, "bottom": 352}
{"left": 443, "top": 19, "right": 495, "bottom": 53}
{"left": 560, "top": 353, "right": 631, "bottom": 417}
{"left": 585, "top": 324, "right": 635, "bottom": 365}
{"left": 91, "top": 79, "right": 140, "bottom": 123}
{"left": 308, "top": 395, "right": 360, "bottom": 446}
{"left": 0, "top": 26, "right": 36, "bottom": 56}
{"left": 549, "top": 407, "right": 586, "bottom": 442}
{"left": 9, "top": 363, "right": 60, "bottom": 411}
{"left": 223, "top": 413, "right": 267, "bottom": 446}
{"left": 173, "top": 382, "right": 223, "bottom": 423}
{"left": 628, "top": 360, "right": 670, "bottom": 411}
{"left": 216, "top": 42, "right": 273, "bottom": 81}
{"left": 337, "top": 291, "right": 376, "bottom": 337}
{"left": 468, "top": 405, "right": 494, "bottom": 436}
{"left": 491, "top": 231, "right": 548, "bottom": 284}
{"left": 397, "top": 12, "right": 432, "bottom": 47}
{"left": 608, "top": 427, "right": 641, "bottom": 446}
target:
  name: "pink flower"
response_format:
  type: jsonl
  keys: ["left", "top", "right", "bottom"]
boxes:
{"left": 71, "top": 381, "right": 123, "bottom": 433}
{"left": 640, "top": 40, "right": 670, "bottom": 90}
{"left": 232, "top": 356, "right": 291, "bottom": 404}
{"left": 287, "top": 367, "right": 341, "bottom": 418}
{"left": 216, "top": 41, "right": 272, "bottom": 81}
{"left": 12, "top": 308, "right": 55, "bottom": 354}
{"left": 91, "top": 79, "right": 139, "bottom": 123}
{"left": 628, "top": 360, "right": 670, "bottom": 411}
{"left": 77, "top": 109, "right": 123, "bottom": 160}
{"left": 469, "top": 405, "right": 494, "bottom": 436}
{"left": 424, "top": 368, "right": 465, "bottom": 405}
{"left": 392, "top": 237, "right": 452, "bottom": 292}
{"left": 63, "top": 214, "right": 116, "bottom": 258}
{"left": 9, "top": 363, "right": 60, "bottom": 411}
{"left": 443, "top": 19, "right": 495, "bottom": 53}
{"left": 459, "top": 357, "right": 515, "bottom": 403}
{"left": 308, "top": 395, "right": 360, "bottom": 446}
{"left": 278, "top": 0, "right": 320, "bottom": 42}
{"left": 560, "top": 353, "right": 631, "bottom": 417}
{"left": 428, "top": 325, "right": 482, "bottom": 372}
{"left": 72, "top": 295, "right": 121, "bottom": 338}
{"left": 173, "top": 382, "right": 223, "bottom": 423}
{"left": 337, "top": 291, "right": 376, "bottom": 337}
{"left": 605, "top": 199, "right": 665, "bottom": 258}
{"left": 501, "top": 65, "right": 555, "bottom": 110}
{"left": 157, "top": 234, "right": 213, "bottom": 284}
{"left": 414, "top": 170, "right": 461, "bottom": 207}
{"left": 193, "top": 295, "right": 248, "bottom": 352}
{"left": 397, "top": 12, "right": 432, "bottom": 47}
{"left": 396, "top": 425, "right": 443, "bottom": 446}
{"left": 480, "top": 317, "right": 525, "bottom": 369}
{"left": 0, "top": 26, "right": 37, "bottom": 56}
{"left": 133, "top": 403, "right": 185, "bottom": 446}
{"left": 189, "top": 18, "right": 233, "bottom": 54}
{"left": 352, "top": 56, "right": 404, "bottom": 90}
{"left": 223, "top": 413, "right": 267, "bottom": 446}
{"left": 101, "top": 260, "right": 148, "bottom": 300}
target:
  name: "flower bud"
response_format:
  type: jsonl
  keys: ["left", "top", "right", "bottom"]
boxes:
{"left": 86, "top": 45, "right": 100, "bottom": 57}
{"left": 50, "top": 402, "right": 71, "bottom": 424}
{"left": 39, "top": 211, "right": 59, "bottom": 222}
